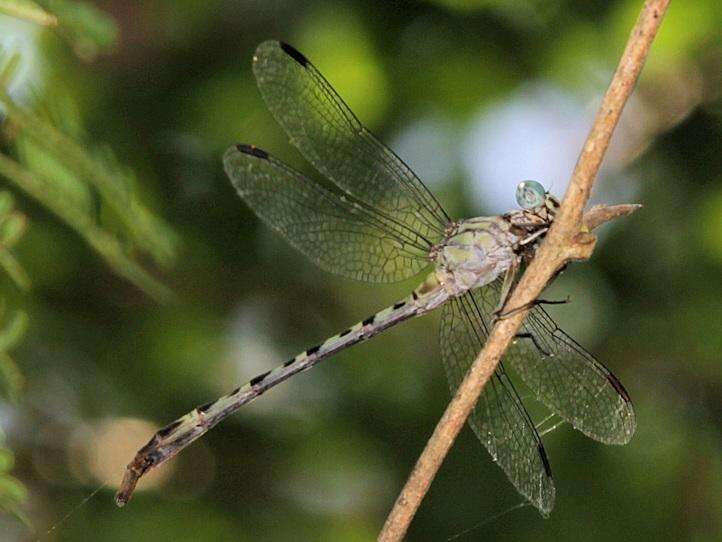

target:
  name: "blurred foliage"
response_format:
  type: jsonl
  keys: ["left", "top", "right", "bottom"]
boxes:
{"left": 0, "top": 302, "right": 25, "bottom": 403}
{"left": 0, "top": 304, "right": 27, "bottom": 523}
{"left": 0, "top": 190, "right": 27, "bottom": 522}
{"left": 0, "top": 429, "right": 27, "bottom": 524}
{"left": 0, "top": 191, "right": 29, "bottom": 291}
{"left": 33, "top": 0, "right": 117, "bottom": 59}
{"left": 0, "top": 44, "right": 177, "bottom": 300}
{"left": 0, "top": 0, "right": 56, "bottom": 27}
{"left": 38, "top": 0, "right": 117, "bottom": 59}
{"left": 0, "top": 0, "right": 173, "bottom": 531}
{"left": 0, "top": 0, "right": 720, "bottom": 541}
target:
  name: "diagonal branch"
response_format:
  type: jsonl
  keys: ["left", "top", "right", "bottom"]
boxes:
{"left": 378, "top": 1, "right": 670, "bottom": 540}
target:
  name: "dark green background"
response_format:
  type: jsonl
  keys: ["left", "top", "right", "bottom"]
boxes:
{"left": 1, "top": 0, "right": 721, "bottom": 540}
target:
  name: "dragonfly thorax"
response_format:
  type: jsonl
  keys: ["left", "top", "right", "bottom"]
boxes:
{"left": 432, "top": 217, "right": 522, "bottom": 297}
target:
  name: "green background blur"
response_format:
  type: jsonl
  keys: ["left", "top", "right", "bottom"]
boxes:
{"left": 1, "top": 0, "right": 721, "bottom": 540}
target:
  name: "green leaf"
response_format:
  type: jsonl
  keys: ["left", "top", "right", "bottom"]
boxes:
{"left": 0, "top": 448, "right": 14, "bottom": 472}
{"left": 14, "top": 135, "right": 94, "bottom": 217}
{"left": 37, "top": 0, "right": 118, "bottom": 60}
{"left": 1, "top": 90, "right": 179, "bottom": 268}
{"left": 0, "top": 212, "right": 27, "bottom": 248}
{"left": 0, "top": 192, "right": 13, "bottom": 217}
{"left": 0, "top": 192, "right": 30, "bottom": 291}
{"left": 0, "top": 352, "right": 24, "bottom": 402}
{"left": 0, "top": 474, "right": 28, "bottom": 505}
{"left": 0, "top": 310, "right": 27, "bottom": 352}
{"left": 0, "top": 0, "right": 57, "bottom": 26}
{"left": 0, "top": 48, "right": 22, "bottom": 89}
{"left": 0, "top": 48, "right": 175, "bottom": 299}
{"left": 0, "top": 153, "right": 172, "bottom": 300}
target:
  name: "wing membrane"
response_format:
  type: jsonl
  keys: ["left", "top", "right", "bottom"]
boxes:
{"left": 251, "top": 40, "right": 449, "bottom": 245}
{"left": 508, "top": 301, "right": 636, "bottom": 444}
{"left": 440, "top": 291, "right": 555, "bottom": 516}
{"left": 463, "top": 277, "right": 636, "bottom": 445}
{"left": 223, "top": 144, "right": 431, "bottom": 283}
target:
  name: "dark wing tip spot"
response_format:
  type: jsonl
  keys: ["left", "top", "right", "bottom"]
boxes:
{"left": 279, "top": 42, "right": 309, "bottom": 66}
{"left": 538, "top": 443, "right": 553, "bottom": 477}
{"left": 392, "top": 301, "right": 406, "bottom": 310}
{"left": 236, "top": 144, "right": 269, "bottom": 159}
{"left": 362, "top": 315, "right": 375, "bottom": 326}
{"left": 607, "top": 374, "right": 632, "bottom": 403}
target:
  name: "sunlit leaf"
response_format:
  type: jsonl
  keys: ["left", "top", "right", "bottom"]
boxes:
{"left": 0, "top": 206, "right": 26, "bottom": 248}
{"left": 0, "top": 474, "right": 28, "bottom": 505}
{"left": 0, "top": 352, "right": 23, "bottom": 402}
{"left": 37, "top": 0, "right": 117, "bottom": 60}
{"left": 0, "top": 48, "right": 22, "bottom": 89}
{"left": 0, "top": 309, "right": 27, "bottom": 351}
{"left": 0, "top": 0, "right": 57, "bottom": 26}
{"left": 0, "top": 192, "right": 30, "bottom": 291}
{"left": 0, "top": 448, "right": 13, "bottom": 472}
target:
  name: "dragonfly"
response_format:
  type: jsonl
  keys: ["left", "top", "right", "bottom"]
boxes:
{"left": 116, "top": 40, "right": 636, "bottom": 514}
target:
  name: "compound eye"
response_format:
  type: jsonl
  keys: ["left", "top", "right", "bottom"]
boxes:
{"left": 516, "top": 180, "right": 546, "bottom": 209}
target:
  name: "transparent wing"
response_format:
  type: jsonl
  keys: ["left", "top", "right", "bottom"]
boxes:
{"left": 439, "top": 291, "right": 555, "bottom": 516}
{"left": 507, "top": 295, "right": 636, "bottom": 445}
{"left": 223, "top": 144, "right": 432, "bottom": 283}
{"left": 468, "top": 278, "right": 635, "bottom": 445}
{"left": 251, "top": 40, "right": 449, "bottom": 245}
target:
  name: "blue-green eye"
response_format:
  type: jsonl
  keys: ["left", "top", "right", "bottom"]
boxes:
{"left": 516, "top": 180, "right": 546, "bottom": 209}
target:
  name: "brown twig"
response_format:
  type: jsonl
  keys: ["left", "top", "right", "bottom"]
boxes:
{"left": 583, "top": 203, "right": 642, "bottom": 232}
{"left": 378, "top": 1, "right": 670, "bottom": 540}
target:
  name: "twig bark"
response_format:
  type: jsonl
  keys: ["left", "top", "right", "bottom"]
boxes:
{"left": 378, "top": 1, "right": 670, "bottom": 540}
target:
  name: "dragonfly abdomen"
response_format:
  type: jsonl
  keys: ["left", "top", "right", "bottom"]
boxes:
{"left": 116, "top": 284, "right": 443, "bottom": 506}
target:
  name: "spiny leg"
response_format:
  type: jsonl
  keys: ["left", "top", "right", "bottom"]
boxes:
{"left": 518, "top": 226, "right": 549, "bottom": 246}
{"left": 514, "top": 332, "right": 551, "bottom": 357}
{"left": 491, "top": 255, "right": 571, "bottom": 322}
{"left": 497, "top": 296, "right": 571, "bottom": 320}
{"left": 493, "top": 260, "right": 520, "bottom": 319}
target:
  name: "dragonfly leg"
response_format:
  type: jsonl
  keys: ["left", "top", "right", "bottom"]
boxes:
{"left": 518, "top": 226, "right": 549, "bottom": 246}
{"left": 496, "top": 296, "right": 571, "bottom": 320}
{"left": 490, "top": 260, "right": 569, "bottom": 323}
{"left": 490, "top": 260, "right": 519, "bottom": 324}
{"left": 536, "top": 296, "right": 570, "bottom": 307}
{"left": 514, "top": 332, "right": 551, "bottom": 357}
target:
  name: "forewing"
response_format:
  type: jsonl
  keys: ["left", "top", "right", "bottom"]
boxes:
{"left": 251, "top": 40, "right": 449, "bottom": 245}
{"left": 439, "top": 291, "right": 555, "bottom": 516}
{"left": 507, "top": 301, "right": 636, "bottom": 445}
{"left": 224, "top": 144, "right": 431, "bottom": 283}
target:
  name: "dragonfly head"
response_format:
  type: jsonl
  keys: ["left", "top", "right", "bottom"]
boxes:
{"left": 516, "top": 180, "right": 560, "bottom": 217}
